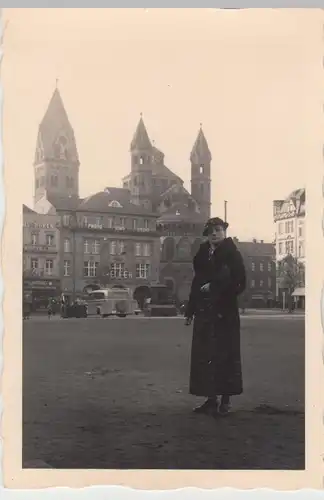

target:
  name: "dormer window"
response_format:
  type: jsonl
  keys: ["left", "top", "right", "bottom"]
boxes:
{"left": 109, "top": 200, "right": 123, "bottom": 208}
{"left": 139, "top": 156, "right": 144, "bottom": 165}
{"left": 176, "top": 210, "right": 180, "bottom": 216}
{"left": 200, "top": 164, "right": 204, "bottom": 174}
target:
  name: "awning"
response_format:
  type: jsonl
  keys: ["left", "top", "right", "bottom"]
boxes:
{"left": 292, "top": 287, "right": 305, "bottom": 297}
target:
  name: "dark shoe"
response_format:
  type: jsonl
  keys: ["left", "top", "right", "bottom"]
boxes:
{"left": 193, "top": 398, "right": 218, "bottom": 414}
{"left": 218, "top": 402, "right": 231, "bottom": 416}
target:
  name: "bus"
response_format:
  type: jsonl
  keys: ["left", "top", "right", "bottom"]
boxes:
{"left": 85, "top": 287, "right": 141, "bottom": 318}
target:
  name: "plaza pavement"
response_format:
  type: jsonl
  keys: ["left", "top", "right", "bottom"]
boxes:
{"left": 23, "top": 315, "right": 305, "bottom": 470}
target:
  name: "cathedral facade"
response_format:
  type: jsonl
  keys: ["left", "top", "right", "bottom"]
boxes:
{"left": 26, "top": 88, "right": 212, "bottom": 303}
{"left": 122, "top": 115, "right": 212, "bottom": 303}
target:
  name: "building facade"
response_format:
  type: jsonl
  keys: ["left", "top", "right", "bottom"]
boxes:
{"left": 273, "top": 188, "right": 305, "bottom": 307}
{"left": 56, "top": 191, "right": 161, "bottom": 297}
{"left": 27, "top": 87, "right": 213, "bottom": 302}
{"left": 23, "top": 205, "right": 61, "bottom": 309}
{"left": 236, "top": 239, "right": 276, "bottom": 308}
{"left": 273, "top": 188, "right": 305, "bottom": 266}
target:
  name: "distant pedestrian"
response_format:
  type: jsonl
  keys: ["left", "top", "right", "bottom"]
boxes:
{"left": 47, "top": 301, "right": 53, "bottom": 319}
{"left": 185, "top": 217, "right": 246, "bottom": 416}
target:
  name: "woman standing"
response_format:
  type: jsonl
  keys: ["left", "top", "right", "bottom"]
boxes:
{"left": 185, "top": 217, "right": 246, "bottom": 416}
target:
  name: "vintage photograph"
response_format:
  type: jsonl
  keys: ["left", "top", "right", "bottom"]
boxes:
{"left": 3, "top": 7, "right": 321, "bottom": 487}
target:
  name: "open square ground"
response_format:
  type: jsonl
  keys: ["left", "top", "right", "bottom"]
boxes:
{"left": 23, "top": 315, "right": 305, "bottom": 470}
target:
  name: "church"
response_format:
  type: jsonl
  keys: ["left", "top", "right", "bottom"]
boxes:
{"left": 26, "top": 87, "right": 212, "bottom": 303}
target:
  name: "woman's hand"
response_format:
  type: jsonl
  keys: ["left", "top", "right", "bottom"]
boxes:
{"left": 200, "top": 282, "right": 210, "bottom": 293}
{"left": 184, "top": 316, "right": 193, "bottom": 326}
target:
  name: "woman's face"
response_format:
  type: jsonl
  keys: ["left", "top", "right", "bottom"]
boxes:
{"left": 208, "top": 225, "right": 225, "bottom": 244}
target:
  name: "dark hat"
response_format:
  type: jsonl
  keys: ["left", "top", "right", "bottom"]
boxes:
{"left": 203, "top": 217, "right": 228, "bottom": 236}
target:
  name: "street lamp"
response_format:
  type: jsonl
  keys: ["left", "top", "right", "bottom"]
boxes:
{"left": 224, "top": 200, "right": 228, "bottom": 236}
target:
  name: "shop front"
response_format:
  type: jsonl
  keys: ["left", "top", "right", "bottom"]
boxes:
{"left": 292, "top": 287, "right": 305, "bottom": 310}
{"left": 23, "top": 278, "right": 61, "bottom": 311}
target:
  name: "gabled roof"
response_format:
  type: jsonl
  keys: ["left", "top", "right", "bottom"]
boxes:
{"left": 160, "top": 182, "right": 189, "bottom": 198}
{"left": 158, "top": 201, "right": 204, "bottom": 223}
{"left": 237, "top": 241, "right": 275, "bottom": 258}
{"left": 46, "top": 194, "right": 81, "bottom": 211}
{"left": 78, "top": 187, "right": 156, "bottom": 216}
{"left": 273, "top": 188, "right": 305, "bottom": 217}
{"left": 152, "top": 162, "right": 183, "bottom": 183}
{"left": 190, "top": 125, "right": 212, "bottom": 163}
{"left": 23, "top": 204, "right": 37, "bottom": 214}
{"left": 130, "top": 116, "right": 152, "bottom": 151}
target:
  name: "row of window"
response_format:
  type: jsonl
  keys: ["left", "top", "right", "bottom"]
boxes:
{"left": 28, "top": 258, "right": 151, "bottom": 279}
{"left": 30, "top": 258, "right": 54, "bottom": 274}
{"left": 36, "top": 176, "right": 74, "bottom": 189}
{"left": 251, "top": 262, "right": 272, "bottom": 272}
{"left": 30, "top": 233, "right": 55, "bottom": 246}
{"left": 81, "top": 261, "right": 150, "bottom": 279}
{"left": 63, "top": 214, "right": 151, "bottom": 230}
{"left": 278, "top": 240, "right": 304, "bottom": 257}
{"left": 63, "top": 238, "right": 151, "bottom": 257}
{"left": 278, "top": 220, "right": 304, "bottom": 237}
{"left": 251, "top": 278, "right": 272, "bottom": 288}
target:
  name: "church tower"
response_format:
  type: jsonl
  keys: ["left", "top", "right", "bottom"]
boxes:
{"left": 129, "top": 114, "right": 153, "bottom": 211}
{"left": 33, "top": 87, "right": 80, "bottom": 205}
{"left": 190, "top": 125, "right": 211, "bottom": 221}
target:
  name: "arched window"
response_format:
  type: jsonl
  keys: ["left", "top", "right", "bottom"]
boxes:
{"left": 108, "top": 200, "right": 123, "bottom": 208}
{"left": 162, "top": 237, "right": 175, "bottom": 261}
{"left": 191, "top": 238, "right": 203, "bottom": 257}
{"left": 177, "top": 238, "right": 191, "bottom": 261}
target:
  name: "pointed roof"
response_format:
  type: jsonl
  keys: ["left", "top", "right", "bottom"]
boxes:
{"left": 190, "top": 125, "right": 212, "bottom": 163}
{"left": 23, "top": 204, "right": 36, "bottom": 214}
{"left": 34, "top": 88, "right": 79, "bottom": 165}
{"left": 39, "top": 88, "right": 70, "bottom": 130}
{"left": 130, "top": 115, "right": 152, "bottom": 151}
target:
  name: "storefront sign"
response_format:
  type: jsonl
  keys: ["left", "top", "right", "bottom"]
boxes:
{"left": 107, "top": 270, "right": 133, "bottom": 279}
{"left": 24, "top": 222, "right": 56, "bottom": 229}
{"left": 137, "top": 227, "right": 150, "bottom": 232}
{"left": 87, "top": 224, "right": 103, "bottom": 230}
{"left": 24, "top": 279, "right": 60, "bottom": 290}
{"left": 23, "top": 244, "right": 56, "bottom": 252}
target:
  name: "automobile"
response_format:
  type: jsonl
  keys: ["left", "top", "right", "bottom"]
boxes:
{"left": 85, "top": 287, "right": 140, "bottom": 318}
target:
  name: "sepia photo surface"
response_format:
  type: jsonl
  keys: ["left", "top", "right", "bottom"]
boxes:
{"left": 1, "top": 7, "right": 323, "bottom": 490}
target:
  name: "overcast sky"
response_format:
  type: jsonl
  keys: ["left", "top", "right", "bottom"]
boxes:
{"left": 3, "top": 8, "right": 321, "bottom": 241}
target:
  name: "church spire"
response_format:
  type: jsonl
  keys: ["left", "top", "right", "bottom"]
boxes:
{"left": 190, "top": 125, "right": 212, "bottom": 163}
{"left": 190, "top": 124, "right": 211, "bottom": 221}
{"left": 35, "top": 87, "right": 79, "bottom": 165}
{"left": 33, "top": 87, "right": 80, "bottom": 205}
{"left": 130, "top": 114, "right": 152, "bottom": 151}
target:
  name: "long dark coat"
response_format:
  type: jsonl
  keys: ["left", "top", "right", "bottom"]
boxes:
{"left": 186, "top": 237, "right": 246, "bottom": 397}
